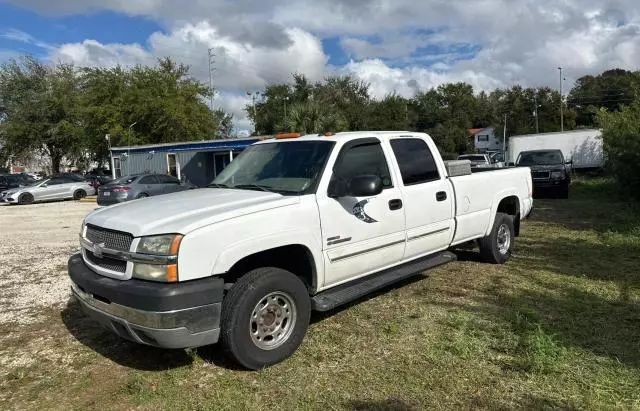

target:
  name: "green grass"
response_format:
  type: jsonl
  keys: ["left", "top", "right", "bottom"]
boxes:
{"left": 1, "top": 176, "right": 639, "bottom": 410}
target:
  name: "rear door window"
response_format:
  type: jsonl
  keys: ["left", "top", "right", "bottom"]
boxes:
{"left": 139, "top": 175, "right": 159, "bottom": 185}
{"left": 156, "top": 175, "right": 180, "bottom": 184}
{"left": 390, "top": 139, "right": 440, "bottom": 185}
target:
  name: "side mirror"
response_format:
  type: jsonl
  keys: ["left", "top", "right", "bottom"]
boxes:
{"left": 329, "top": 175, "right": 383, "bottom": 198}
{"left": 41, "top": 184, "right": 48, "bottom": 188}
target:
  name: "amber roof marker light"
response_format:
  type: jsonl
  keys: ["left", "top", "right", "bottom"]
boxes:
{"left": 275, "top": 133, "right": 302, "bottom": 139}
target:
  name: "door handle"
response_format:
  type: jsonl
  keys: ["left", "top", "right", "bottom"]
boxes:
{"left": 436, "top": 191, "right": 447, "bottom": 202}
{"left": 389, "top": 199, "right": 403, "bottom": 210}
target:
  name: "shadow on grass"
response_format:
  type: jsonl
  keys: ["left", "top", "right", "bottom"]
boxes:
{"left": 310, "top": 275, "right": 428, "bottom": 324}
{"left": 346, "top": 397, "right": 417, "bottom": 411}
{"left": 61, "top": 301, "right": 196, "bottom": 371}
{"left": 60, "top": 275, "right": 430, "bottom": 371}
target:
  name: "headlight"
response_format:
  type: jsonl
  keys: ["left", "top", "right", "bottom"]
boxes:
{"left": 80, "top": 218, "right": 86, "bottom": 235}
{"left": 133, "top": 234, "right": 183, "bottom": 282}
{"left": 132, "top": 263, "right": 178, "bottom": 283}
{"left": 136, "top": 234, "right": 183, "bottom": 255}
{"left": 550, "top": 171, "right": 564, "bottom": 179}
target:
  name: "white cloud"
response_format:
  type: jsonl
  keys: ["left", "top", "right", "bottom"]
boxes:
{"left": 1, "top": 28, "right": 55, "bottom": 50}
{"left": 51, "top": 22, "right": 327, "bottom": 130}
{"left": 8, "top": 0, "right": 640, "bottom": 129}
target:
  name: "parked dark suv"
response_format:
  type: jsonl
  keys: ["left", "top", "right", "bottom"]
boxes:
{"left": 516, "top": 149, "right": 572, "bottom": 198}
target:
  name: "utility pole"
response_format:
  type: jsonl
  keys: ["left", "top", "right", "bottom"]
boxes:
{"left": 208, "top": 48, "right": 216, "bottom": 112}
{"left": 284, "top": 96, "right": 290, "bottom": 127}
{"left": 127, "top": 121, "right": 137, "bottom": 161}
{"left": 558, "top": 66, "right": 564, "bottom": 132}
{"left": 503, "top": 114, "right": 507, "bottom": 158}
{"left": 247, "top": 91, "right": 260, "bottom": 133}
{"left": 534, "top": 93, "right": 540, "bottom": 134}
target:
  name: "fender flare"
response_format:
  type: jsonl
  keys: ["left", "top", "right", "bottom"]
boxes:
{"left": 485, "top": 189, "right": 521, "bottom": 236}
{"left": 211, "top": 229, "right": 324, "bottom": 285}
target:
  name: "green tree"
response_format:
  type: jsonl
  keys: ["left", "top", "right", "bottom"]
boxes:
{"left": 281, "top": 101, "right": 347, "bottom": 134}
{"left": 367, "top": 94, "right": 410, "bottom": 131}
{"left": 0, "top": 56, "right": 84, "bottom": 172}
{"left": 569, "top": 69, "right": 640, "bottom": 127}
{"left": 597, "top": 102, "right": 640, "bottom": 195}
{"left": 79, "top": 58, "right": 222, "bottom": 165}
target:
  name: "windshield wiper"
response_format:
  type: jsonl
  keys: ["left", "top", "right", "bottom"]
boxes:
{"left": 207, "top": 183, "right": 229, "bottom": 188}
{"left": 233, "top": 184, "right": 275, "bottom": 193}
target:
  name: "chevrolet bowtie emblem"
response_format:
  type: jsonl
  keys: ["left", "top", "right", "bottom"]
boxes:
{"left": 93, "top": 242, "right": 106, "bottom": 259}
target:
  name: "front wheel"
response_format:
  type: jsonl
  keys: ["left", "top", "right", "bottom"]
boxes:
{"left": 220, "top": 267, "right": 311, "bottom": 370}
{"left": 18, "top": 193, "right": 34, "bottom": 205}
{"left": 479, "top": 212, "right": 514, "bottom": 264}
{"left": 73, "top": 189, "right": 87, "bottom": 200}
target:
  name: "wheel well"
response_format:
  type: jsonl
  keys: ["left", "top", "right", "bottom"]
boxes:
{"left": 497, "top": 196, "right": 521, "bottom": 237}
{"left": 223, "top": 245, "right": 317, "bottom": 293}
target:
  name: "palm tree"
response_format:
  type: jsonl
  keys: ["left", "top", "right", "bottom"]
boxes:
{"left": 279, "top": 101, "right": 347, "bottom": 134}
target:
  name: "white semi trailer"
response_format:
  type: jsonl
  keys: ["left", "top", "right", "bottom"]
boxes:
{"left": 508, "top": 129, "right": 604, "bottom": 169}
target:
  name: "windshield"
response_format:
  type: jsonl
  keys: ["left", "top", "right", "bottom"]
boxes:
{"left": 517, "top": 151, "right": 564, "bottom": 166}
{"left": 26, "top": 178, "right": 48, "bottom": 187}
{"left": 211, "top": 141, "right": 335, "bottom": 195}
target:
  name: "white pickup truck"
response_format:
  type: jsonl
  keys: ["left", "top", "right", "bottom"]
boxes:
{"left": 69, "top": 131, "right": 533, "bottom": 369}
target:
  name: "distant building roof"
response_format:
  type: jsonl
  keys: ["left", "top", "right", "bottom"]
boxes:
{"left": 111, "top": 137, "right": 264, "bottom": 154}
{"left": 469, "top": 128, "right": 486, "bottom": 136}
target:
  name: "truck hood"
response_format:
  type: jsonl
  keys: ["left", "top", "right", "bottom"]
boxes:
{"left": 85, "top": 188, "right": 300, "bottom": 237}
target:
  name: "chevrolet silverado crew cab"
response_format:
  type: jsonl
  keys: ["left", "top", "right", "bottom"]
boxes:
{"left": 68, "top": 131, "right": 533, "bottom": 369}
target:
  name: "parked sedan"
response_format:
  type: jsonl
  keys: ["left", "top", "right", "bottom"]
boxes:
{"left": 1, "top": 176, "right": 94, "bottom": 205}
{"left": 0, "top": 174, "right": 36, "bottom": 192}
{"left": 97, "top": 174, "right": 192, "bottom": 206}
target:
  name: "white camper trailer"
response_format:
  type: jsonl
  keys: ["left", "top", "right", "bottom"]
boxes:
{"left": 508, "top": 129, "right": 603, "bottom": 169}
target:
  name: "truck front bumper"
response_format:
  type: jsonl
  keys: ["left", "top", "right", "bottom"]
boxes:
{"left": 68, "top": 254, "right": 223, "bottom": 349}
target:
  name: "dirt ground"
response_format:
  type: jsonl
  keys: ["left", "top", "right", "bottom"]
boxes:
{"left": 0, "top": 201, "right": 97, "bottom": 326}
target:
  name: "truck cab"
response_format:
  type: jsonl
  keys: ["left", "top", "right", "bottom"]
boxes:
{"left": 68, "top": 131, "right": 532, "bottom": 369}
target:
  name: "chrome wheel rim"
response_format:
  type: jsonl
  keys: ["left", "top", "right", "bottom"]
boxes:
{"left": 250, "top": 292, "right": 296, "bottom": 350}
{"left": 497, "top": 224, "right": 511, "bottom": 254}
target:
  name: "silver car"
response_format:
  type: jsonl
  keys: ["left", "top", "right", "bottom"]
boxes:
{"left": 1, "top": 176, "right": 95, "bottom": 205}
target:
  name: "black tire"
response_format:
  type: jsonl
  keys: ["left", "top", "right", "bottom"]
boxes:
{"left": 479, "top": 212, "right": 514, "bottom": 264}
{"left": 73, "top": 189, "right": 87, "bottom": 200}
{"left": 220, "top": 267, "right": 311, "bottom": 370}
{"left": 18, "top": 193, "right": 34, "bottom": 205}
{"left": 136, "top": 193, "right": 149, "bottom": 199}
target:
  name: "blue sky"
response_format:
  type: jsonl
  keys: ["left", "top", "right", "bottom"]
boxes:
{"left": 1, "top": 0, "right": 638, "bottom": 130}
{"left": 0, "top": 3, "right": 161, "bottom": 59}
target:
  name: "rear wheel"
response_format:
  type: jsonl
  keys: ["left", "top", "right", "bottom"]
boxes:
{"left": 220, "top": 267, "right": 311, "bottom": 370}
{"left": 18, "top": 193, "right": 34, "bottom": 205}
{"left": 73, "top": 189, "right": 87, "bottom": 200}
{"left": 136, "top": 193, "right": 149, "bottom": 199}
{"left": 479, "top": 212, "right": 514, "bottom": 264}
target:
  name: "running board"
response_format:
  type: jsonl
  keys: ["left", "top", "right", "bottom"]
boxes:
{"left": 311, "top": 251, "right": 457, "bottom": 312}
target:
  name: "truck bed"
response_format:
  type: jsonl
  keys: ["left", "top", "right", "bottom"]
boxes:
{"left": 448, "top": 167, "right": 531, "bottom": 245}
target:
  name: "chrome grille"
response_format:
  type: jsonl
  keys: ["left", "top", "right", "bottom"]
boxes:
{"left": 85, "top": 250, "right": 127, "bottom": 273}
{"left": 532, "top": 171, "right": 550, "bottom": 180}
{"left": 85, "top": 225, "right": 133, "bottom": 251}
